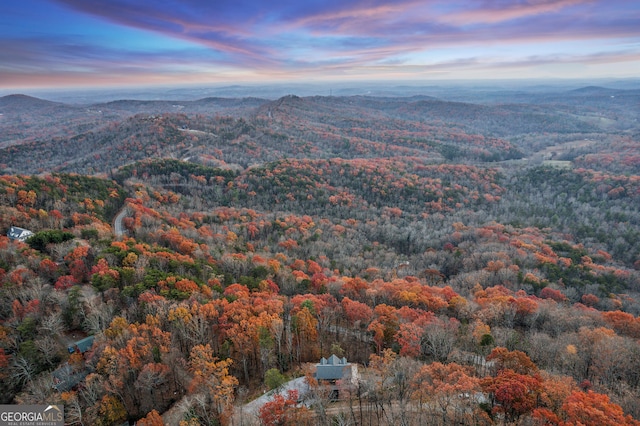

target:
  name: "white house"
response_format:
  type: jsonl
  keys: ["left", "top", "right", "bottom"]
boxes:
{"left": 7, "top": 226, "right": 34, "bottom": 242}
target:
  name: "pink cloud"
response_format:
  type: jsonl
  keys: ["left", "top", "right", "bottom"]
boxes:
{"left": 288, "top": 1, "right": 425, "bottom": 29}
{"left": 442, "top": 0, "right": 592, "bottom": 25}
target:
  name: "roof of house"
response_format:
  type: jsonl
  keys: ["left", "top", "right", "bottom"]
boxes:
{"left": 68, "top": 335, "right": 95, "bottom": 354}
{"left": 52, "top": 363, "right": 89, "bottom": 392}
{"left": 315, "top": 354, "right": 352, "bottom": 381}
{"left": 7, "top": 226, "right": 34, "bottom": 241}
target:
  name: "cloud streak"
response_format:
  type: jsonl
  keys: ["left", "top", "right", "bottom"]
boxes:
{"left": 441, "top": 0, "right": 591, "bottom": 25}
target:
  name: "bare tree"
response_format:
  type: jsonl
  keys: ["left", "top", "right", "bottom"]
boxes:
{"left": 64, "top": 392, "right": 85, "bottom": 426}
{"left": 421, "top": 318, "right": 459, "bottom": 362}
{"left": 14, "top": 375, "right": 55, "bottom": 405}
{"left": 79, "top": 373, "right": 105, "bottom": 407}
{"left": 81, "top": 298, "right": 115, "bottom": 334}
{"left": 10, "top": 355, "right": 36, "bottom": 388}
{"left": 35, "top": 337, "right": 60, "bottom": 366}
{"left": 40, "top": 311, "right": 64, "bottom": 335}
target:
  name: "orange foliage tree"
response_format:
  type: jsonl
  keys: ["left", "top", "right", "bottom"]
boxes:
{"left": 561, "top": 390, "right": 639, "bottom": 426}
{"left": 188, "top": 344, "right": 238, "bottom": 425}
{"left": 412, "top": 361, "right": 481, "bottom": 424}
{"left": 137, "top": 409, "right": 164, "bottom": 426}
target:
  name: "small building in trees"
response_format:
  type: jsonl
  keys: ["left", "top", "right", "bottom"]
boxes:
{"left": 7, "top": 226, "right": 34, "bottom": 242}
{"left": 68, "top": 335, "right": 95, "bottom": 354}
{"left": 315, "top": 354, "right": 359, "bottom": 385}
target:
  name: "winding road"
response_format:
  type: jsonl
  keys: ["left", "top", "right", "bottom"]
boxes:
{"left": 113, "top": 206, "right": 129, "bottom": 237}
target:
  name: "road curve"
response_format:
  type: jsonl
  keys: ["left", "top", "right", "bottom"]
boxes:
{"left": 113, "top": 206, "right": 129, "bottom": 237}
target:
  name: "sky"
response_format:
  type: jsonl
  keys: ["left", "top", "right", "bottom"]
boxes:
{"left": 0, "top": 0, "right": 639, "bottom": 89}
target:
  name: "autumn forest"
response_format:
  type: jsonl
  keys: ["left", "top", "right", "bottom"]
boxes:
{"left": 0, "top": 83, "right": 639, "bottom": 425}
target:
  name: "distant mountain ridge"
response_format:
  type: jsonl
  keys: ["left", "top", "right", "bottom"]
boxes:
{"left": 567, "top": 86, "right": 617, "bottom": 94}
{"left": 0, "top": 94, "right": 70, "bottom": 112}
{"left": 1, "top": 85, "right": 638, "bottom": 174}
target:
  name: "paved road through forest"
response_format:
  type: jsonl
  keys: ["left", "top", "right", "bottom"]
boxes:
{"left": 113, "top": 206, "right": 128, "bottom": 237}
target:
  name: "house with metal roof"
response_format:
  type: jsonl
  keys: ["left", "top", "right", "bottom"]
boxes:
{"left": 315, "top": 354, "right": 358, "bottom": 384}
{"left": 52, "top": 363, "right": 89, "bottom": 392}
{"left": 7, "top": 226, "right": 34, "bottom": 242}
{"left": 67, "top": 335, "right": 95, "bottom": 354}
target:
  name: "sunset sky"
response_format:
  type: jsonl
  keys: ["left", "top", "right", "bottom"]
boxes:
{"left": 1, "top": 0, "right": 639, "bottom": 89}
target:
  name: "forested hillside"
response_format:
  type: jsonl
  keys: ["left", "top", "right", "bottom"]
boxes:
{"left": 0, "top": 86, "right": 639, "bottom": 425}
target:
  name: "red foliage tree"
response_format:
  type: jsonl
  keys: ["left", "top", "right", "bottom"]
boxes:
{"left": 540, "top": 287, "right": 567, "bottom": 303}
{"left": 38, "top": 258, "right": 59, "bottom": 280}
{"left": 483, "top": 369, "right": 543, "bottom": 422}
{"left": 581, "top": 293, "right": 600, "bottom": 307}
{"left": 55, "top": 275, "right": 78, "bottom": 291}
{"left": 258, "top": 390, "right": 311, "bottom": 426}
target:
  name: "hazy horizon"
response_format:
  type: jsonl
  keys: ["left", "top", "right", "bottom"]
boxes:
{"left": 2, "top": 77, "right": 639, "bottom": 105}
